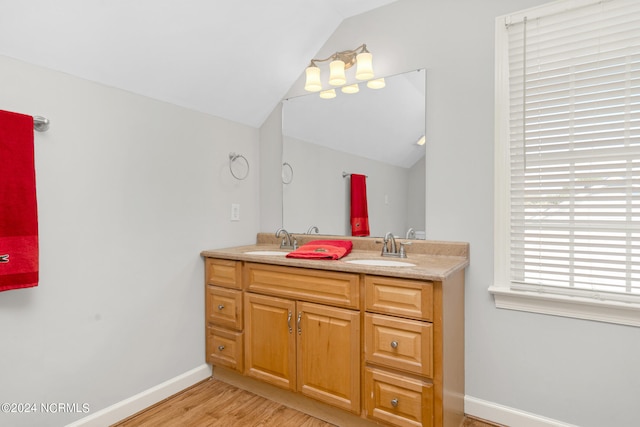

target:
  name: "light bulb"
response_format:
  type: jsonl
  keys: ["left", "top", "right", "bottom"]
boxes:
{"left": 304, "top": 66, "right": 322, "bottom": 92}
{"left": 329, "top": 60, "right": 346, "bottom": 86}
{"left": 341, "top": 84, "right": 359, "bottom": 94}
{"left": 367, "top": 78, "right": 385, "bottom": 89}
{"left": 319, "top": 89, "right": 336, "bottom": 99}
{"left": 355, "top": 52, "right": 374, "bottom": 80}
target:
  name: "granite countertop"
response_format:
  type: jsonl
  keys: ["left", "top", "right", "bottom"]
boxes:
{"left": 201, "top": 234, "right": 469, "bottom": 282}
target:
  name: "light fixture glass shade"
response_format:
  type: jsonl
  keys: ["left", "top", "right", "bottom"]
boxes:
{"left": 367, "top": 77, "right": 386, "bottom": 89}
{"left": 416, "top": 135, "right": 426, "bottom": 146}
{"left": 355, "top": 52, "right": 374, "bottom": 80}
{"left": 319, "top": 89, "right": 336, "bottom": 99}
{"left": 341, "top": 84, "right": 359, "bottom": 94}
{"left": 304, "top": 66, "right": 322, "bottom": 92}
{"left": 329, "top": 60, "right": 346, "bottom": 86}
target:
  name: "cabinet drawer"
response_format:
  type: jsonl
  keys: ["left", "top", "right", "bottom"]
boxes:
{"left": 207, "top": 326, "right": 244, "bottom": 372}
{"left": 365, "top": 367, "right": 434, "bottom": 427}
{"left": 206, "top": 258, "right": 242, "bottom": 289}
{"left": 365, "top": 313, "right": 433, "bottom": 378}
{"left": 245, "top": 263, "right": 360, "bottom": 309}
{"left": 365, "top": 276, "right": 433, "bottom": 321}
{"left": 206, "top": 286, "right": 243, "bottom": 330}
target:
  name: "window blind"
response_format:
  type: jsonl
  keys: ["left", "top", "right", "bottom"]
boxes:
{"left": 507, "top": 0, "right": 640, "bottom": 302}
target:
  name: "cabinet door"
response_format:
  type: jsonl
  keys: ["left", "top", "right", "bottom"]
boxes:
{"left": 244, "top": 293, "right": 296, "bottom": 390}
{"left": 297, "top": 301, "right": 361, "bottom": 414}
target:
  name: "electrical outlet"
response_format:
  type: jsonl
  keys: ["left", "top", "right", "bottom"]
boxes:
{"left": 231, "top": 204, "right": 240, "bottom": 221}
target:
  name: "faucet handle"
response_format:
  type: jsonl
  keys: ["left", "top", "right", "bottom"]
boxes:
{"left": 376, "top": 239, "right": 389, "bottom": 254}
{"left": 399, "top": 241, "right": 412, "bottom": 258}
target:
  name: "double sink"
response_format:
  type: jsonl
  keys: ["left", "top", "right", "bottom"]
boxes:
{"left": 243, "top": 250, "right": 416, "bottom": 267}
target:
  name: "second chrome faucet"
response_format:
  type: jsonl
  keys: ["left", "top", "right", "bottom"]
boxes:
{"left": 380, "top": 232, "right": 411, "bottom": 258}
{"left": 276, "top": 228, "right": 297, "bottom": 250}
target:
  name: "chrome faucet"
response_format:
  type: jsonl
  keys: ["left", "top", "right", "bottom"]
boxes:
{"left": 406, "top": 228, "right": 416, "bottom": 239}
{"left": 382, "top": 232, "right": 397, "bottom": 255}
{"left": 306, "top": 226, "right": 319, "bottom": 234}
{"left": 276, "top": 228, "right": 297, "bottom": 250}
{"left": 380, "top": 232, "right": 411, "bottom": 258}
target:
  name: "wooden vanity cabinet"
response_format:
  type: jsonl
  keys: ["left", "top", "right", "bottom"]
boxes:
{"left": 203, "top": 256, "right": 465, "bottom": 427}
{"left": 243, "top": 263, "right": 361, "bottom": 414}
{"left": 205, "top": 258, "right": 244, "bottom": 372}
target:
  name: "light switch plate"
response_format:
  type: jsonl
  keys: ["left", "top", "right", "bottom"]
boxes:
{"left": 231, "top": 203, "right": 240, "bottom": 221}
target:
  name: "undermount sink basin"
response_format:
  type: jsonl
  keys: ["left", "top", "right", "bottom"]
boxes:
{"left": 345, "top": 259, "right": 416, "bottom": 267}
{"left": 243, "top": 250, "right": 288, "bottom": 256}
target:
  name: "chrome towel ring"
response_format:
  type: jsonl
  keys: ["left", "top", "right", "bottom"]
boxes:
{"left": 282, "top": 162, "right": 293, "bottom": 184}
{"left": 229, "top": 152, "right": 249, "bottom": 180}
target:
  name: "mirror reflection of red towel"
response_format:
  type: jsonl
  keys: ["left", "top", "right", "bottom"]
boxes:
{"left": 0, "top": 110, "right": 39, "bottom": 292}
{"left": 350, "top": 174, "right": 370, "bottom": 237}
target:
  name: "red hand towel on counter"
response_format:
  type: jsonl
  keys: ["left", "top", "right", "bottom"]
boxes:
{"left": 286, "top": 240, "right": 353, "bottom": 260}
{"left": 350, "top": 174, "right": 370, "bottom": 236}
{"left": 0, "top": 110, "right": 39, "bottom": 292}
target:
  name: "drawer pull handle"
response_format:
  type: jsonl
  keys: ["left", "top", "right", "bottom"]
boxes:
{"left": 287, "top": 310, "right": 293, "bottom": 334}
{"left": 217, "top": 345, "right": 225, "bottom": 351}
{"left": 390, "top": 341, "right": 399, "bottom": 349}
{"left": 297, "top": 312, "right": 302, "bottom": 335}
{"left": 391, "top": 398, "right": 399, "bottom": 408}
{"left": 217, "top": 304, "right": 225, "bottom": 310}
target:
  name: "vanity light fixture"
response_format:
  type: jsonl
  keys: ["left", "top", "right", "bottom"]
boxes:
{"left": 416, "top": 135, "right": 426, "bottom": 146}
{"left": 304, "top": 44, "right": 375, "bottom": 93}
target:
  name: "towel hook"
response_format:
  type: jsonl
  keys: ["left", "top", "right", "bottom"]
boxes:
{"left": 229, "top": 152, "right": 249, "bottom": 180}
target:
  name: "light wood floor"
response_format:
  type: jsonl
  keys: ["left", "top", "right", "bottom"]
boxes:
{"left": 112, "top": 378, "right": 502, "bottom": 427}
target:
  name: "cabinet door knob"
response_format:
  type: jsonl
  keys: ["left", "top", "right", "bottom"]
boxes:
{"left": 217, "top": 304, "right": 225, "bottom": 310}
{"left": 217, "top": 345, "right": 225, "bottom": 351}
{"left": 391, "top": 398, "right": 399, "bottom": 408}
{"left": 390, "top": 341, "right": 399, "bottom": 349}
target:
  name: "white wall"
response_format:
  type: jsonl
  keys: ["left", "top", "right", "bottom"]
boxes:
{"left": 0, "top": 55, "right": 260, "bottom": 426}
{"left": 263, "top": 1, "right": 640, "bottom": 426}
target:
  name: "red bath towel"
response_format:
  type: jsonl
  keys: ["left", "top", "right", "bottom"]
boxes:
{"left": 286, "top": 240, "right": 353, "bottom": 260}
{"left": 350, "top": 174, "right": 369, "bottom": 236}
{"left": 0, "top": 110, "right": 39, "bottom": 292}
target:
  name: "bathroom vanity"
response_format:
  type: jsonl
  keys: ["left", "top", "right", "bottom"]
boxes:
{"left": 201, "top": 234, "right": 468, "bottom": 427}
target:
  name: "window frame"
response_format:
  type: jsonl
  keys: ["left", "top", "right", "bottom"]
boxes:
{"left": 490, "top": 0, "right": 640, "bottom": 327}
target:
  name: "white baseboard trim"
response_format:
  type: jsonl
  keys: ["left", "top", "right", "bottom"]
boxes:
{"left": 66, "top": 364, "right": 212, "bottom": 427}
{"left": 465, "top": 395, "right": 579, "bottom": 427}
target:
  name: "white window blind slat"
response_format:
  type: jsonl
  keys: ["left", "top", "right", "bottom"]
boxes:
{"left": 507, "top": 0, "right": 640, "bottom": 301}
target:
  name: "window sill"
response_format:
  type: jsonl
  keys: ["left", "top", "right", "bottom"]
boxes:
{"left": 488, "top": 286, "right": 640, "bottom": 327}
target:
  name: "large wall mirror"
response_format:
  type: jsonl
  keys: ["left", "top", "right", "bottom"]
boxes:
{"left": 282, "top": 69, "right": 426, "bottom": 238}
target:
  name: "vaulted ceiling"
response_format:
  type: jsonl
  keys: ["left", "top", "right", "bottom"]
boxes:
{"left": 0, "top": 0, "right": 397, "bottom": 128}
